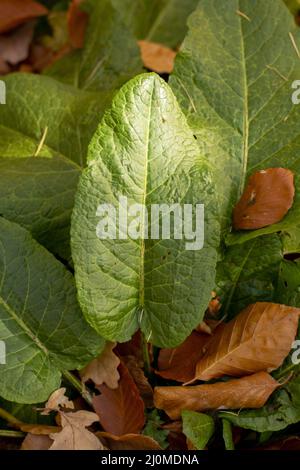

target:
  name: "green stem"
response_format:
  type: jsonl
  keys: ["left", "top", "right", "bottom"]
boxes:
{"left": 0, "top": 408, "right": 22, "bottom": 426}
{"left": 62, "top": 370, "right": 93, "bottom": 407}
{"left": 142, "top": 333, "right": 151, "bottom": 377}
{"left": 0, "top": 430, "right": 24, "bottom": 438}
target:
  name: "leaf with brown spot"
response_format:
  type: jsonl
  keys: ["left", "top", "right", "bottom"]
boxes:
{"left": 192, "top": 302, "right": 300, "bottom": 382}
{"left": 21, "top": 434, "right": 53, "bottom": 451}
{"left": 49, "top": 410, "right": 102, "bottom": 450}
{"left": 156, "top": 331, "right": 211, "bottom": 383}
{"left": 138, "top": 40, "right": 176, "bottom": 73}
{"left": 93, "top": 362, "right": 145, "bottom": 436}
{"left": 154, "top": 372, "right": 279, "bottom": 420}
{"left": 67, "top": 0, "right": 88, "bottom": 49}
{"left": 98, "top": 432, "right": 161, "bottom": 450}
{"left": 0, "top": 0, "right": 48, "bottom": 34}
{"left": 80, "top": 342, "right": 120, "bottom": 389}
{"left": 233, "top": 168, "right": 295, "bottom": 230}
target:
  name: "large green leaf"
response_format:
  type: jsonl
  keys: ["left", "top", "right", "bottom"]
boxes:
{"left": 216, "top": 234, "right": 282, "bottom": 318}
{"left": 112, "top": 0, "right": 199, "bottom": 48}
{"left": 71, "top": 73, "right": 219, "bottom": 347}
{"left": 47, "top": 0, "right": 142, "bottom": 91}
{"left": 182, "top": 410, "right": 214, "bottom": 450}
{"left": 0, "top": 156, "right": 80, "bottom": 261}
{"left": 0, "top": 217, "right": 104, "bottom": 404}
{"left": 170, "top": 0, "right": 300, "bottom": 237}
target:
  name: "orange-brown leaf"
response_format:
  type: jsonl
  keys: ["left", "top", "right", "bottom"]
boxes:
{"left": 0, "top": 0, "right": 48, "bottom": 34}
{"left": 93, "top": 362, "right": 145, "bottom": 436}
{"left": 98, "top": 432, "right": 161, "bottom": 450}
{"left": 122, "top": 355, "right": 153, "bottom": 407}
{"left": 138, "top": 40, "right": 176, "bottom": 74}
{"left": 18, "top": 424, "right": 60, "bottom": 435}
{"left": 233, "top": 168, "right": 295, "bottom": 230}
{"left": 193, "top": 302, "right": 300, "bottom": 382}
{"left": 21, "top": 434, "right": 53, "bottom": 450}
{"left": 80, "top": 342, "right": 120, "bottom": 389}
{"left": 156, "top": 331, "right": 212, "bottom": 383}
{"left": 154, "top": 371, "right": 279, "bottom": 420}
{"left": 67, "top": 0, "right": 88, "bottom": 49}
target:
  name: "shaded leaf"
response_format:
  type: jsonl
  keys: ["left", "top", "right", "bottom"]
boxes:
{"left": 93, "top": 362, "right": 145, "bottom": 436}
{"left": 259, "top": 436, "right": 300, "bottom": 450}
{"left": 222, "top": 419, "right": 234, "bottom": 450}
{"left": 98, "top": 432, "right": 161, "bottom": 450}
{"left": 233, "top": 168, "right": 295, "bottom": 230}
{"left": 156, "top": 331, "right": 211, "bottom": 383}
{"left": 122, "top": 355, "right": 153, "bottom": 407}
{"left": 49, "top": 410, "right": 102, "bottom": 450}
{"left": 80, "top": 342, "right": 120, "bottom": 389}
{"left": 0, "top": 0, "right": 48, "bottom": 34}
{"left": 182, "top": 410, "right": 214, "bottom": 450}
{"left": 21, "top": 434, "right": 53, "bottom": 450}
{"left": 143, "top": 409, "right": 169, "bottom": 449}
{"left": 193, "top": 302, "right": 300, "bottom": 382}
{"left": 138, "top": 40, "right": 176, "bottom": 73}
{"left": 154, "top": 372, "right": 279, "bottom": 420}
{"left": 71, "top": 72, "right": 219, "bottom": 347}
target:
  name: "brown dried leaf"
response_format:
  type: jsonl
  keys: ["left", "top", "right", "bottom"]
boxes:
{"left": 156, "top": 331, "right": 211, "bottom": 383}
{"left": 0, "top": 0, "right": 48, "bottom": 34}
{"left": 19, "top": 424, "right": 60, "bottom": 435}
{"left": 193, "top": 302, "right": 300, "bottom": 382}
{"left": 233, "top": 168, "right": 295, "bottom": 230}
{"left": 154, "top": 371, "right": 279, "bottom": 420}
{"left": 21, "top": 434, "right": 53, "bottom": 451}
{"left": 80, "top": 342, "right": 120, "bottom": 389}
{"left": 42, "top": 387, "right": 74, "bottom": 415}
{"left": 116, "top": 331, "right": 143, "bottom": 366}
{"left": 67, "top": 0, "right": 88, "bottom": 49}
{"left": 0, "top": 21, "right": 35, "bottom": 65}
{"left": 138, "top": 40, "right": 176, "bottom": 74}
{"left": 123, "top": 355, "right": 153, "bottom": 407}
{"left": 49, "top": 410, "right": 102, "bottom": 450}
{"left": 93, "top": 362, "right": 145, "bottom": 436}
{"left": 98, "top": 432, "right": 161, "bottom": 450}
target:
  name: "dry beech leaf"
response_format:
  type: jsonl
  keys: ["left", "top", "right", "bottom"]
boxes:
{"left": 98, "top": 432, "right": 161, "bottom": 450}
{"left": 93, "top": 362, "right": 145, "bottom": 436}
{"left": 192, "top": 302, "right": 300, "bottom": 382}
{"left": 0, "top": 21, "right": 35, "bottom": 65}
{"left": 0, "top": 0, "right": 48, "bottom": 34}
{"left": 122, "top": 355, "right": 153, "bottom": 407}
{"left": 49, "top": 410, "right": 102, "bottom": 450}
{"left": 42, "top": 387, "right": 74, "bottom": 415}
{"left": 138, "top": 40, "right": 176, "bottom": 74}
{"left": 67, "top": 0, "right": 88, "bottom": 49}
{"left": 80, "top": 342, "right": 120, "bottom": 389}
{"left": 233, "top": 168, "right": 295, "bottom": 230}
{"left": 18, "top": 424, "right": 60, "bottom": 435}
{"left": 156, "top": 331, "right": 211, "bottom": 383}
{"left": 154, "top": 372, "right": 279, "bottom": 420}
{"left": 116, "top": 331, "right": 143, "bottom": 365}
{"left": 21, "top": 434, "right": 53, "bottom": 451}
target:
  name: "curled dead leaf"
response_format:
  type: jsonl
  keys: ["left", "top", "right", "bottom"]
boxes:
{"left": 154, "top": 371, "right": 279, "bottom": 420}
{"left": 0, "top": 0, "right": 48, "bottom": 34}
{"left": 192, "top": 302, "right": 300, "bottom": 382}
{"left": 80, "top": 342, "right": 120, "bottom": 389}
{"left": 122, "top": 355, "right": 153, "bottom": 407}
{"left": 138, "top": 40, "right": 176, "bottom": 74}
{"left": 93, "top": 362, "right": 145, "bottom": 436}
{"left": 156, "top": 331, "right": 211, "bottom": 383}
{"left": 98, "top": 432, "right": 161, "bottom": 450}
{"left": 233, "top": 168, "right": 295, "bottom": 230}
{"left": 42, "top": 387, "right": 74, "bottom": 415}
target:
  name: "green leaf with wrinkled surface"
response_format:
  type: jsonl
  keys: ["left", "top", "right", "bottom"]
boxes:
{"left": 217, "top": 234, "right": 282, "bottom": 319}
{"left": 170, "top": 0, "right": 300, "bottom": 238}
{"left": 182, "top": 410, "right": 214, "bottom": 450}
{"left": 0, "top": 156, "right": 80, "bottom": 261}
{"left": 71, "top": 73, "right": 219, "bottom": 347}
{"left": 0, "top": 217, "right": 104, "bottom": 404}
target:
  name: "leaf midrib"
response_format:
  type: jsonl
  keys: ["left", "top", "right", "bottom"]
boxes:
{"left": 0, "top": 295, "right": 49, "bottom": 356}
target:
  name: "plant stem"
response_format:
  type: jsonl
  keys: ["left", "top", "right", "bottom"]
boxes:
{"left": 0, "top": 430, "right": 24, "bottom": 438}
{"left": 62, "top": 370, "right": 93, "bottom": 407}
{"left": 0, "top": 408, "right": 22, "bottom": 426}
{"left": 141, "top": 333, "right": 151, "bottom": 377}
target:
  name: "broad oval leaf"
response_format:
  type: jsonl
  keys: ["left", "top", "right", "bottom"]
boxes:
{"left": 182, "top": 410, "right": 214, "bottom": 450}
{"left": 71, "top": 73, "right": 219, "bottom": 347}
{"left": 170, "top": 0, "right": 300, "bottom": 241}
{"left": 0, "top": 217, "right": 104, "bottom": 404}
